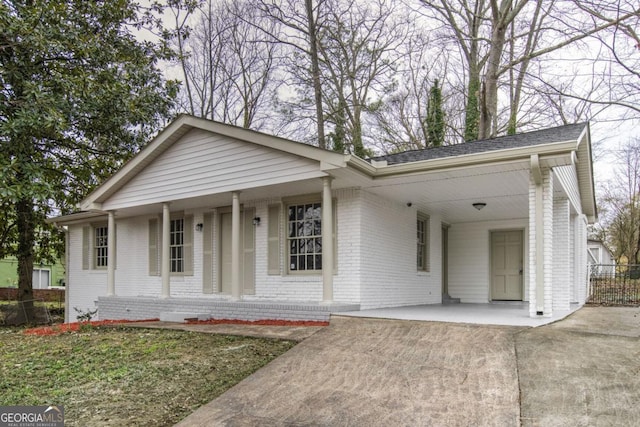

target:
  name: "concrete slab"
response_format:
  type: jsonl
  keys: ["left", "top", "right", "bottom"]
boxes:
{"left": 546, "top": 306, "right": 640, "bottom": 337}
{"left": 517, "top": 307, "right": 640, "bottom": 426}
{"left": 176, "top": 317, "right": 524, "bottom": 427}
{"left": 340, "top": 303, "right": 581, "bottom": 327}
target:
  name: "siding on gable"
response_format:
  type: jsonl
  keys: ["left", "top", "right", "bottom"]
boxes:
{"left": 554, "top": 165, "right": 582, "bottom": 214}
{"left": 102, "top": 129, "right": 326, "bottom": 210}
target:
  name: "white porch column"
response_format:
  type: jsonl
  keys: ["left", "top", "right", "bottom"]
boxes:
{"left": 542, "top": 168, "right": 554, "bottom": 316}
{"left": 106, "top": 211, "right": 116, "bottom": 297}
{"left": 322, "top": 177, "right": 334, "bottom": 303}
{"left": 231, "top": 191, "right": 241, "bottom": 300}
{"left": 529, "top": 155, "right": 553, "bottom": 317}
{"left": 161, "top": 202, "right": 171, "bottom": 298}
{"left": 552, "top": 197, "right": 571, "bottom": 311}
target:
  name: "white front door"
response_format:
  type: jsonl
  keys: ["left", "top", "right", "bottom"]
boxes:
{"left": 491, "top": 230, "right": 523, "bottom": 301}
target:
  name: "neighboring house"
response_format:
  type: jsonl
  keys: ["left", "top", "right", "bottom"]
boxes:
{"left": 587, "top": 239, "right": 616, "bottom": 277}
{"left": 50, "top": 115, "right": 596, "bottom": 323}
{"left": 587, "top": 239, "right": 615, "bottom": 266}
{"left": 0, "top": 256, "right": 66, "bottom": 289}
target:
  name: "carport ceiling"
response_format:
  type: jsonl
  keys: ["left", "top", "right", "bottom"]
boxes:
{"left": 364, "top": 161, "right": 532, "bottom": 224}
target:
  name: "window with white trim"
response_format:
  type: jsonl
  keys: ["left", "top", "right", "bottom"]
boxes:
{"left": 170, "top": 218, "right": 184, "bottom": 273}
{"left": 94, "top": 226, "right": 108, "bottom": 268}
{"left": 287, "top": 202, "right": 322, "bottom": 272}
{"left": 417, "top": 214, "right": 430, "bottom": 272}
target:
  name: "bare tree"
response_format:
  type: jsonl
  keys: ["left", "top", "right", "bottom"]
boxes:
{"left": 598, "top": 139, "right": 640, "bottom": 263}
{"left": 167, "top": 0, "right": 279, "bottom": 129}
{"left": 316, "top": 0, "right": 415, "bottom": 155}
{"left": 366, "top": 37, "right": 459, "bottom": 152}
{"left": 252, "top": 0, "right": 330, "bottom": 146}
{"left": 419, "top": 0, "right": 640, "bottom": 140}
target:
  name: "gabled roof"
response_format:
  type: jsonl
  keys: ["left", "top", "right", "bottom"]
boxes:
{"left": 371, "top": 123, "right": 587, "bottom": 165}
{"left": 80, "top": 114, "right": 347, "bottom": 211}
{"left": 65, "top": 116, "right": 595, "bottom": 223}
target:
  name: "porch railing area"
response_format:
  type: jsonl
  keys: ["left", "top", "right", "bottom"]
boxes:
{"left": 587, "top": 264, "right": 640, "bottom": 306}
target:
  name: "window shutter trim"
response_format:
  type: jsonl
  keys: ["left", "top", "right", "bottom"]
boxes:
{"left": 202, "top": 213, "right": 214, "bottom": 293}
{"left": 184, "top": 215, "right": 194, "bottom": 276}
{"left": 82, "top": 226, "right": 90, "bottom": 270}
{"left": 148, "top": 218, "right": 159, "bottom": 276}
{"left": 267, "top": 204, "right": 281, "bottom": 275}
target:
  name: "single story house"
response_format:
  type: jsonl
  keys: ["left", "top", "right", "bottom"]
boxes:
{"left": 51, "top": 115, "right": 596, "bottom": 323}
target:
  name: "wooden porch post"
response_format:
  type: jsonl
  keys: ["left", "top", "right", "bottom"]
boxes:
{"left": 106, "top": 210, "right": 116, "bottom": 296}
{"left": 231, "top": 191, "right": 241, "bottom": 300}
{"left": 161, "top": 202, "right": 171, "bottom": 298}
{"left": 322, "top": 177, "right": 333, "bottom": 303}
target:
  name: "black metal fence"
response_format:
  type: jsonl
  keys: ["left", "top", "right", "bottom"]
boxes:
{"left": 587, "top": 264, "right": 640, "bottom": 306}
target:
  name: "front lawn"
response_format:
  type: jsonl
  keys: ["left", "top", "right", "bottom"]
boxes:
{"left": 0, "top": 326, "right": 295, "bottom": 426}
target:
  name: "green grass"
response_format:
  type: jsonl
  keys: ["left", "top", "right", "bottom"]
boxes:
{"left": 0, "top": 326, "right": 296, "bottom": 426}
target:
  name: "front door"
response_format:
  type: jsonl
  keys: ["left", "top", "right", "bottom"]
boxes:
{"left": 491, "top": 230, "right": 523, "bottom": 301}
{"left": 219, "top": 208, "right": 255, "bottom": 295}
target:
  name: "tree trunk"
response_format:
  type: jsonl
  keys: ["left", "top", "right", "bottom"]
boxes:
{"left": 305, "top": 0, "right": 326, "bottom": 149}
{"left": 480, "top": 21, "right": 508, "bottom": 139}
{"left": 16, "top": 197, "right": 36, "bottom": 324}
{"left": 464, "top": 70, "right": 481, "bottom": 141}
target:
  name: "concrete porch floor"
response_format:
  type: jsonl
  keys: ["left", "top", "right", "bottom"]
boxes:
{"left": 339, "top": 302, "right": 582, "bottom": 327}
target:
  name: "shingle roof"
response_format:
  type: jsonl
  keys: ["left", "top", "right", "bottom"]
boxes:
{"left": 370, "top": 123, "right": 587, "bottom": 165}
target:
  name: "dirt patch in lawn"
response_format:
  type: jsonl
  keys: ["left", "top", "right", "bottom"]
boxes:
{"left": 0, "top": 326, "right": 295, "bottom": 426}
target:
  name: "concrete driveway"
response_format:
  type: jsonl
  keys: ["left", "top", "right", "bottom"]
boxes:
{"left": 176, "top": 307, "right": 640, "bottom": 426}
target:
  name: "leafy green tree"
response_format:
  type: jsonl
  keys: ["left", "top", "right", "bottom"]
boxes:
{"left": 0, "top": 0, "right": 179, "bottom": 322}
{"left": 426, "top": 79, "right": 445, "bottom": 147}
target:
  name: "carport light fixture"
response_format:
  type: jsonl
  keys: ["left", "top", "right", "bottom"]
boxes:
{"left": 472, "top": 202, "right": 486, "bottom": 211}
{"left": 195, "top": 223, "right": 204, "bottom": 232}
{"left": 252, "top": 217, "right": 261, "bottom": 226}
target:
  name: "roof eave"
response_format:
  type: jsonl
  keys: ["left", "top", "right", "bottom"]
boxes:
{"left": 369, "top": 139, "right": 578, "bottom": 177}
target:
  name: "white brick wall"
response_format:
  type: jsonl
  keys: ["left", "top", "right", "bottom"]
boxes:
{"left": 67, "top": 225, "right": 104, "bottom": 320}
{"left": 574, "top": 215, "right": 588, "bottom": 304}
{"left": 553, "top": 198, "right": 571, "bottom": 310}
{"left": 359, "top": 191, "right": 441, "bottom": 309}
{"left": 448, "top": 219, "right": 529, "bottom": 303}
{"left": 249, "top": 188, "right": 362, "bottom": 303}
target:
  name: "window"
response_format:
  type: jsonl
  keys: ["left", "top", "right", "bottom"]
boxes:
{"left": 170, "top": 218, "right": 184, "bottom": 273}
{"left": 148, "top": 215, "right": 193, "bottom": 276}
{"left": 83, "top": 223, "right": 112, "bottom": 270}
{"left": 287, "top": 202, "right": 322, "bottom": 271}
{"left": 417, "top": 214, "right": 430, "bottom": 272}
{"left": 94, "top": 226, "right": 108, "bottom": 268}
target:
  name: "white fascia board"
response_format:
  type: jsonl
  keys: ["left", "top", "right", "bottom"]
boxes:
{"left": 575, "top": 125, "right": 597, "bottom": 222}
{"left": 47, "top": 211, "right": 107, "bottom": 226}
{"left": 368, "top": 140, "right": 578, "bottom": 178}
{"left": 345, "top": 155, "right": 377, "bottom": 175}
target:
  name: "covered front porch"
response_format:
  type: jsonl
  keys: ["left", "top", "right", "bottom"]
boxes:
{"left": 97, "top": 295, "right": 581, "bottom": 327}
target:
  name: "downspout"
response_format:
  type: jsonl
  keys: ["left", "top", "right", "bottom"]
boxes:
{"left": 531, "top": 154, "right": 544, "bottom": 315}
